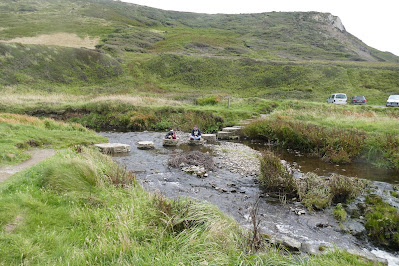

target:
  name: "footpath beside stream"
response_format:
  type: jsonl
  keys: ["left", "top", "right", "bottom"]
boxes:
{"left": 100, "top": 131, "right": 399, "bottom": 265}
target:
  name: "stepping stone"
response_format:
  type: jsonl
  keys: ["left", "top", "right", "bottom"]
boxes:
{"left": 137, "top": 141, "right": 155, "bottom": 149}
{"left": 217, "top": 131, "right": 232, "bottom": 140}
{"left": 95, "top": 143, "right": 130, "bottom": 154}
{"left": 222, "top": 127, "right": 241, "bottom": 133}
{"left": 202, "top": 134, "right": 217, "bottom": 143}
{"left": 163, "top": 138, "right": 179, "bottom": 147}
{"left": 188, "top": 139, "right": 204, "bottom": 146}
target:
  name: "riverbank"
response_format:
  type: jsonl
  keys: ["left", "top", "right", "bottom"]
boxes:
{"left": 241, "top": 102, "right": 399, "bottom": 169}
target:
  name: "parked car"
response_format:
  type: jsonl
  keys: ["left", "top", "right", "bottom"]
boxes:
{"left": 386, "top": 95, "right": 399, "bottom": 107}
{"left": 350, "top": 96, "right": 367, "bottom": 105}
{"left": 327, "top": 93, "right": 347, "bottom": 104}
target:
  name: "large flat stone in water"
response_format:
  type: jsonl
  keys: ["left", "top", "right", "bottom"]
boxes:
{"left": 163, "top": 138, "right": 179, "bottom": 146}
{"left": 217, "top": 131, "right": 232, "bottom": 140}
{"left": 202, "top": 134, "right": 217, "bottom": 143}
{"left": 137, "top": 141, "right": 155, "bottom": 149}
{"left": 188, "top": 139, "right": 204, "bottom": 146}
{"left": 222, "top": 127, "right": 241, "bottom": 133}
{"left": 95, "top": 143, "right": 130, "bottom": 153}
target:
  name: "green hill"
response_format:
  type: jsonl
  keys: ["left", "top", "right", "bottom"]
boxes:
{"left": 0, "top": 0, "right": 398, "bottom": 102}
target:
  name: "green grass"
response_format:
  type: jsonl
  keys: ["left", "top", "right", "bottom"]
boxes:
{"left": 0, "top": 147, "right": 376, "bottom": 265}
{"left": 0, "top": 113, "right": 105, "bottom": 166}
{"left": 0, "top": 0, "right": 398, "bottom": 103}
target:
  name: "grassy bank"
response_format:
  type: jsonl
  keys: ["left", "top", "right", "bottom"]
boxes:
{"left": 0, "top": 146, "right": 376, "bottom": 265}
{"left": 0, "top": 113, "right": 105, "bottom": 166}
{"left": 242, "top": 102, "right": 399, "bottom": 168}
{"left": 0, "top": 93, "right": 277, "bottom": 132}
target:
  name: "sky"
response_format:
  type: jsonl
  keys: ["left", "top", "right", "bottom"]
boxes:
{"left": 121, "top": 0, "right": 399, "bottom": 57}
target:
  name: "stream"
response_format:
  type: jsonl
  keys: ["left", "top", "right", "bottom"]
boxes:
{"left": 99, "top": 131, "right": 399, "bottom": 265}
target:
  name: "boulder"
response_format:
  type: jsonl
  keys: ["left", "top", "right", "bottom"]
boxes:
{"left": 137, "top": 141, "right": 155, "bottom": 150}
{"left": 202, "top": 134, "right": 217, "bottom": 143}
{"left": 277, "top": 236, "right": 302, "bottom": 251}
{"left": 95, "top": 143, "right": 130, "bottom": 154}
{"left": 163, "top": 138, "right": 179, "bottom": 147}
{"left": 343, "top": 220, "right": 366, "bottom": 237}
{"left": 300, "top": 243, "right": 320, "bottom": 255}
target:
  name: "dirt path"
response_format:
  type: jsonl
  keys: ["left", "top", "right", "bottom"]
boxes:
{"left": 0, "top": 149, "right": 55, "bottom": 182}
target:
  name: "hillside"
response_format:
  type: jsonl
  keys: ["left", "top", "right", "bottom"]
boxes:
{"left": 0, "top": 0, "right": 398, "bottom": 103}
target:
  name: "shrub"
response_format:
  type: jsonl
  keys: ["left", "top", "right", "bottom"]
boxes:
{"left": 196, "top": 96, "right": 222, "bottom": 106}
{"left": 258, "top": 152, "right": 367, "bottom": 211}
{"left": 259, "top": 151, "right": 296, "bottom": 195}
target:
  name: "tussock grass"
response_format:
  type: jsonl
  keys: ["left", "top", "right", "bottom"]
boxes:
{"left": 364, "top": 195, "right": 399, "bottom": 249}
{"left": 259, "top": 151, "right": 296, "bottom": 195}
{"left": 259, "top": 151, "right": 367, "bottom": 210}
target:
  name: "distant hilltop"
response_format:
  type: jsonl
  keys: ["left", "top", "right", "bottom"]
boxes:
{"left": 0, "top": 0, "right": 398, "bottom": 63}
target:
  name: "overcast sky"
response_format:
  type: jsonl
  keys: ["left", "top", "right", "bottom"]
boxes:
{"left": 121, "top": 0, "right": 399, "bottom": 57}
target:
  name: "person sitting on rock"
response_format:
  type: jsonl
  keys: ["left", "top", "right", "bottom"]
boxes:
{"left": 165, "top": 129, "right": 177, "bottom": 139}
{"left": 190, "top": 125, "right": 201, "bottom": 140}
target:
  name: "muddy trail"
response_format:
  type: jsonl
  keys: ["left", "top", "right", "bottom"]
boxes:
{"left": 0, "top": 149, "right": 55, "bottom": 183}
{"left": 100, "top": 131, "right": 399, "bottom": 265}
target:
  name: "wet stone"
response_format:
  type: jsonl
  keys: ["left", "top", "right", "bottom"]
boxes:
{"left": 181, "top": 165, "right": 207, "bottom": 178}
{"left": 278, "top": 235, "right": 302, "bottom": 251}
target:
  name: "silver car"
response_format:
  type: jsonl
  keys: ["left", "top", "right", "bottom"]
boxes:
{"left": 386, "top": 95, "right": 399, "bottom": 107}
{"left": 327, "top": 93, "right": 347, "bottom": 104}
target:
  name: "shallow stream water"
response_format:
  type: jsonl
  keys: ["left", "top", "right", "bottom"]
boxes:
{"left": 99, "top": 131, "right": 399, "bottom": 264}
{"left": 244, "top": 140, "right": 399, "bottom": 185}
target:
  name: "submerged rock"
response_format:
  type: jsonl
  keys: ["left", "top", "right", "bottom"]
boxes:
{"left": 181, "top": 165, "right": 207, "bottom": 178}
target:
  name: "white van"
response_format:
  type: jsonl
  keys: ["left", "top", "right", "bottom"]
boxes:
{"left": 327, "top": 93, "right": 347, "bottom": 104}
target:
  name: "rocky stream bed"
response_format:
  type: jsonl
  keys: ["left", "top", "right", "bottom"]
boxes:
{"left": 100, "top": 131, "right": 399, "bottom": 265}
